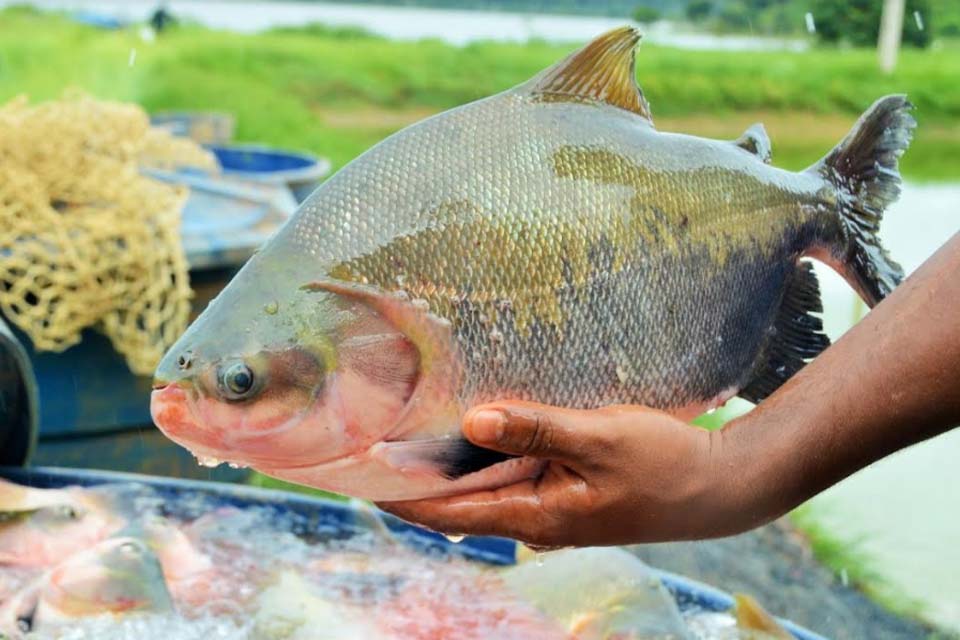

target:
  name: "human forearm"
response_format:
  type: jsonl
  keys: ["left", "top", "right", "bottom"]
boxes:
{"left": 716, "top": 233, "right": 960, "bottom": 529}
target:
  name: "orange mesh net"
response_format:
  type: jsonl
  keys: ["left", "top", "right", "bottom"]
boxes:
{"left": 0, "top": 91, "right": 217, "bottom": 375}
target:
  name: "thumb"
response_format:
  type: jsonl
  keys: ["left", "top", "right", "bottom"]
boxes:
{"left": 462, "top": 402, "right": 583, "bottom": 460}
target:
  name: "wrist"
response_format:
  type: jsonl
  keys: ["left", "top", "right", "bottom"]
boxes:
{"left": 690, "top": 413, "right": 783, "bottom": 537}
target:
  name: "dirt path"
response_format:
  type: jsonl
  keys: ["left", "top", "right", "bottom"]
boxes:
{"left": 629, "top": 519, "right": 952, "bottom": 640}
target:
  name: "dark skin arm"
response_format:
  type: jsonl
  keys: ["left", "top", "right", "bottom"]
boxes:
{"left": 377, "top": 233, "right": 960, "bottom": 546}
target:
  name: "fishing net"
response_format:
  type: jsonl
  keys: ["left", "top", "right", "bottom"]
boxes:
{"left": 0, "top": 91, "right": 218, "bottom": 375}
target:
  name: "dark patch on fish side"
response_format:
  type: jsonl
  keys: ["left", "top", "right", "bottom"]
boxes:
{"left": 739, "top": 261, "right": 830, "bottom": 404}
{"left": 435, "top": 438, "right": 515, "bottom": 479}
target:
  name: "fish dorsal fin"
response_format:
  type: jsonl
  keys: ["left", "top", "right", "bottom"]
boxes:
{"left": 524, "top": 26, "right": 653, "bottom": 124}
{"left": 733, "top": 123, "right": 772, "bottom": 164}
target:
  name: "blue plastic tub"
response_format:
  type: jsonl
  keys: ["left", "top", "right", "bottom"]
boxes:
{"left": 208, "top": 144, "right": 332, "bottom": 203}
{"left": 0, "top": 466, "right": 828, "bottom": 640}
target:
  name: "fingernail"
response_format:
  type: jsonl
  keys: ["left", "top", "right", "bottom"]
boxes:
{"left": 467, "top": 410, "right": 506, "bottom": 444}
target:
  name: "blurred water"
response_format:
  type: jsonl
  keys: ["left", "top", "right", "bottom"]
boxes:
{"left": 3, "top": 0, "right": 809, "bottom": 49}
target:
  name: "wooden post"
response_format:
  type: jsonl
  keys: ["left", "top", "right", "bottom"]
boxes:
{"left": 878, "top": 0, "right": 905, "bottom": 74}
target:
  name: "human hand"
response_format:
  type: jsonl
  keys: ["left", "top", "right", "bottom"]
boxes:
{"left": 379, "top": 235, "right": 960, "bottom": 547}
{"left": 376, "top": 401, "right": 746, "bottom": 547}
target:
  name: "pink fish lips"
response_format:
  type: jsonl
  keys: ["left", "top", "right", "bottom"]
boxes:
{"left": 150, "top": 385, "right": 229, "bottom": 469}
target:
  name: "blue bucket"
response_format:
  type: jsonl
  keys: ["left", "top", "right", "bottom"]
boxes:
{"left": 0, "top": 467, "right": 828, "bottom": 640}
{"left": 208, "top": 144, "right": 332, "bottom": 203}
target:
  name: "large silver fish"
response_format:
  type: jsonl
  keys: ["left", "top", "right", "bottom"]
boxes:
{"left": 151, "top": 27, "right": 914, "bottom": 500}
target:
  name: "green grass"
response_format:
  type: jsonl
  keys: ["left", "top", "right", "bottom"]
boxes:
{"left": 1, "top": 8, "right": 958, "bottom": 179}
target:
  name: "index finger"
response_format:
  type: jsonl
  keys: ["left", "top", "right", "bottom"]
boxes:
{"left": 376, "top": 478, "right": 558, "bottom": 544}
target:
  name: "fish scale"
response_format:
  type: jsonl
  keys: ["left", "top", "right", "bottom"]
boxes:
{"left": 152, "top": 26, "right": 915, "bottom": 500}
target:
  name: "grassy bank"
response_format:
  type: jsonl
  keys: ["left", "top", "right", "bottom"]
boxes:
{"left": 1, "top": 8, "right": 958, "bottom": 179}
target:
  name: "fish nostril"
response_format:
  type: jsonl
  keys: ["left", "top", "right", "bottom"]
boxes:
{"left": 177, "top": 352, "right": 193, "bottom": 370}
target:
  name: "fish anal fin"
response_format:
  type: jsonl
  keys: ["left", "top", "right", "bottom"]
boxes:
{"left": 733, "top": 123, "right": 772, "bottom": 164}
{"left": 374, "top": 437, "right": 514, "bottom": 481}
{"left": 738, "top": 261, "right": 830, "bottom": 404}
{"left": 523, "top": 26, "right": 653, "bottom": 124}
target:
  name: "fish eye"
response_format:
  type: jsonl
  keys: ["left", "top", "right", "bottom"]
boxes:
{"left": 220, "top": 361, "right": 256, "bottom": 400}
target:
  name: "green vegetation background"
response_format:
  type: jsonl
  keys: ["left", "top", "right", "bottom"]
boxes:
{"left": 1, "top": 7, "right": 957, "bottom": 181}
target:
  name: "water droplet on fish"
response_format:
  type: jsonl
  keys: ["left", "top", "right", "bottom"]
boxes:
{"left": 444, "top": 534, "right": 465, "bottom": 544}
{"left": 395, "top": 274, "right": 406, "bottom": 286}
{"left": 394, "top": 289, "right": 410, "bottom": 301}
{"left": 449, "top": 293, "right": 461, "bottom": 305}
{"left": 715, "top": 335, "right": 724, "bottom": 344}
{"left": 534, "top": 553, "right": 545, "bottom": 567}
{"left": 706, "top": 407, "right": 717, "bottom": 415}
{"left": 489, "top": 328, "right": 503, "bottom": 343}
{"left": 227, "top": 461, "right": 247, "bottom": 470}
{"left": 263, "top": 301, "right": 279, "bottom": 315}
{"left": 776, "top": 365, "right": 787, "bottom": 375}
{"left": 478, "top": 313, "right": 490, "bottom": 324}
{"left": 196, "top": 456, "right": 222, "bottom": 468}
{"left": 411, "top": 298, "right": 429, "bottom": 310}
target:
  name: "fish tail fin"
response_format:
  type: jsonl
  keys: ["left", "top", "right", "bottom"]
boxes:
{"left": 807, "top": 94, "right": 914, "bottom": 307}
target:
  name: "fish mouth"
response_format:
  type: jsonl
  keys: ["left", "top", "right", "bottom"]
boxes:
{"left": 149, "top": 385, "right": 332, "bottom": 471}
{"left": 150, "top": 386, "right": 228, "bottom": 464}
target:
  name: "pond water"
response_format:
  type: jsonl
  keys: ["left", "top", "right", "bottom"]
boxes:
{"left": 4, "top": 0, "right": 810, "bottom": 50}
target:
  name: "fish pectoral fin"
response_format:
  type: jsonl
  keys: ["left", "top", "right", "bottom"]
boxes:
{"left": 373, "top": 438, "right": 515, "bottom": 480}
{"left": 738, "top": 261, "right": 830, "bottom": 405}
{"left": 732, "top": 123, "right": 772, "bottom": 164}
{"left": 521, "top": 26, "right": 653, "bottom": 124}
